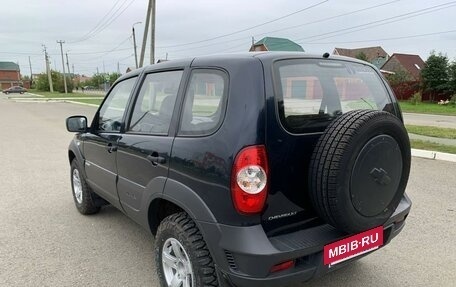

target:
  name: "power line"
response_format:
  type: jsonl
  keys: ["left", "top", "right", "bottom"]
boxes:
{"left": 156, "top": 0, "right": 401, "bottom": 53}
{"left": 250, "top": 0, "right": 402, "bottom": 39}
{"left": 71, "top": 0, "right": 124, "bottom": 43}
{"left": 70, "top": 0, "right": 137, "bottom": 43}
{"left": 157, "top": 0, "right": 329, "bottom": 49}
{"left": 303, "top": 29, "right": 456, "bottom": 45}
{"left": 295, "top": 1, "right": 456, "bottom": 43}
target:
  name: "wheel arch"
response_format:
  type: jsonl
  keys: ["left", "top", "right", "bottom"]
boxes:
{"left": 147, "top": 178, "right": 217, "bottom": 236}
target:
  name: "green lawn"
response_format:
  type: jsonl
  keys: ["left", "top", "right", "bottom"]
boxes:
{"left": 399, "top": 101, "right": 456, "bottom": 116}
{"left": 406, "top": 125, "right": 456, "bottom": 139}
{"left": 410, "top": 139, "right": 456, "bottom": 154}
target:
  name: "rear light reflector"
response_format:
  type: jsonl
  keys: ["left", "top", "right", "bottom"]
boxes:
{"left": 270, "top": 260, "right": 295, "bottom": 273}
{"left": 231, "top": 145, "right": 269, "bottom": 214}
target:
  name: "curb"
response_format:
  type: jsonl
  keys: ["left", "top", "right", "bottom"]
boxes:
{"left": 64, "top": 100, "right": 100, "bottom": 107}
{"left": 411, "top": 148, "right": 456, "bottom": 163}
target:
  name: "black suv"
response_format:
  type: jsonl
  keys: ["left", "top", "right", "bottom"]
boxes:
{"left": 66, "top": 52, "right": 411, "bottom": 287}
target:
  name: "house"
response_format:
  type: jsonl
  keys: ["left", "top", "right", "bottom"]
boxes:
{"left": 380, "top": 53, "right": 425, "bottom": 81}
{"left": 333, "top": 46, "right": 389, "bottom": 68}
{"left": 250, "top": 37, "right": 304, "bottom": 52}
{"left": 0, "top": 61, "right": 21, "bottom": 90}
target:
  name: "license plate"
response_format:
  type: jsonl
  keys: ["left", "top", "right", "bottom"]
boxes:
{"left": 324, "top": 226, "right": 383, "bottom": 266}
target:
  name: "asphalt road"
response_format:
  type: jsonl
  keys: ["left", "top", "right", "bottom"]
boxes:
{"left": 1, "top": 96, "right": 455, "bottom": 287}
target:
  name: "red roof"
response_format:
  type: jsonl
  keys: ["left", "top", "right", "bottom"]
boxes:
{"left": 333, "top": 46, "right": 388, "bottom": 62}
{"left": 382, "top": 53, "right": 425, "bottom": 80}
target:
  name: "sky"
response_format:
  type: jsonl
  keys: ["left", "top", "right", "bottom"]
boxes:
{"left": 1, "top": 0, "right": 455, "bottom": 76}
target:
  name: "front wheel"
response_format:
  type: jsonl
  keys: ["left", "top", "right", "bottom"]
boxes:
{"left": 70, "top": 159, "right": 101, "bottom": 215}
{"left": 155, "top": 212, "right": 220, "bottom": 287}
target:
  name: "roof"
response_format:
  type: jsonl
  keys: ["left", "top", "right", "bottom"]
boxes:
{"left": 251, "top": 37, "right": 304, "bottom": 52}
{"left": 333, "top": 46, "right": 389, "bottom": 62}
{"left": 0, "top": 62, "right": 19, "bottom": 71}
{"left": 134, "top": 52, "right": 375, "bottom": 71}
{"left": 381, "top": 53, "right": 425, "bottom": 80}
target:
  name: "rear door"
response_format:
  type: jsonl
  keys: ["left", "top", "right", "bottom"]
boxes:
{"left": 83, "top": 76, "right": 137, "bottom": 209}
{"left": 263, "top": 58, "right": 395, "bottom": 233}
{"left": 116, "top": 70, "right": 184, "bottom": 222}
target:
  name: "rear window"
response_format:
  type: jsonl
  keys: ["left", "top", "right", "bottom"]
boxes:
{"left": 274, "top": 59, "right": 393, "bottom": 133}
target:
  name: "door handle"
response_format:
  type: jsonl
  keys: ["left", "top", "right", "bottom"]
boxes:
{"left": 147, "top": 153, "right": 166, "bottom": 165}
{"left": 106, "top": 143, "right": 117, "bottom": 153}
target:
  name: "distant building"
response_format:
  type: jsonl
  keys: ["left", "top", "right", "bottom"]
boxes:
{"left": 333, "top": 46, "right": 389, "bottom": 68}
{"left": 381, "top": 53, "right": 425, "bottom": 81}
{"left": 0, "top": 61, "right": 21, "bottom": 90}
{"left": 250, "top": 37, "right": 304, "bottom": 52}
{"left": 380, "top": 53, "right": 426, "bottom": 101}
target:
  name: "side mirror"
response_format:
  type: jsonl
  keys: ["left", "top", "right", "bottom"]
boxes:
{"left": 66, "top": 116, "right": 88, "bottom": 132}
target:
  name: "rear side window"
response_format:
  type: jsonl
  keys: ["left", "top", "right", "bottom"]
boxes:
{"left": 178, "top": 69, "right": 228, "bottom": 136}
{"left": 274, "top": 59, "right": 392, "bottom": 133}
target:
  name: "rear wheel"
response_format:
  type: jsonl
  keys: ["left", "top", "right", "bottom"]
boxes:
{"left": 155, "top": 212, "right": 220, "bottom": 287}
{"left": 70, "top": 159, "right": 101, "bottom": 215}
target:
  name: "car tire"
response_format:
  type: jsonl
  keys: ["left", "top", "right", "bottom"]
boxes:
{"left": 309, "top": 110, "right": 411, "bottom": 234}
{"left": 155, "top": 212, "right": 220, "bottom": 287}
{"left": 70, "top": 159, "right": 101, "bottom": 215}
{"left": 5, "top": 92, "right": 9, "bottom": 95}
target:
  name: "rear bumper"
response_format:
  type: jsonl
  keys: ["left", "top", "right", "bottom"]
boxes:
{"left": 197, "top": 194, "right": 411, "bottom": 287}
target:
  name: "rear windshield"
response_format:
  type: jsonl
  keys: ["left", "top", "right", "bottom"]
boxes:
{"left": 274, "top": 59, "right": 393, "bottom": 133}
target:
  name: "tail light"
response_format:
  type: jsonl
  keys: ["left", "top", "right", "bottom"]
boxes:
{"left": 231, "top": 145, "right": 269, "bottom": 214}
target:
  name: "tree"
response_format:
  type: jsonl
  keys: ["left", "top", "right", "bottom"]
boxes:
{"left": 448, "top": 61, "right": 456, "bottom": 95}
{"left": 355, "top": 52, "right": 368, "bottom": 62}
{"left": 88, "top": 73, "right": 107, "bottom": 89}
{"left": 386, "top": 70, "right": 409, "bottom": 86}
{"left": 109, "top": 72, "right": 121, "bottom": 85}
{"left": 35, "top": 73, "right": 50, "bottom": 91}
{"left": 35, "top": 71, "right": 73, "bottom": 93}
{"left": 421, "top": 52, "right": 449, "bottom": 100}
{"left": 386, "top": 70, "right": 416, "bottom": 101}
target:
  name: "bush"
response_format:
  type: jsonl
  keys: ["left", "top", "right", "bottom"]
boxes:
{"left": 409, "top": 92, "right": 422, "bottom": 105}
{"left": 450, "top": 95, "right": 456, "bottom": 107}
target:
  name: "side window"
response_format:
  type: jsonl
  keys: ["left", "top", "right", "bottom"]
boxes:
{"left": 96, "top": 77, "right": 137, "bottom": 132}
{"left": 179, "top": 70, "right": 228, "bottom": 136}
{"left": 128, "top": 70, "right": 183, "bottom": 135}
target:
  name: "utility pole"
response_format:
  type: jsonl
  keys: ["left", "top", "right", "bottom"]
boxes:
{"left": 65, "top": 52, "right": 71, "bottom": 78}
{"left": 57, "top": 40, "right": 68, "bottom": 94}
{"left": 28, "top": 56, "right": 33, "bottom": 84}
{"left": 42, "top": 45, "right": 53, "bottom": 92}
{"left": 132, "top": 22, "right": 141, "bottom": 69}
{"left": 139, "top": 0, "right": 153, "bottom": 67}
{"left": 117, "top": 62, "right": 120, "bottom": 74}
{"left": 72, "top": 64, "right": 75, "bottom": 76}
{"left": 150, "top": 0, "right": 156, "bottom": 65}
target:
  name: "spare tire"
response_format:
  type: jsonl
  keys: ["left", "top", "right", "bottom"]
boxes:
{"left": 309, "top": 110, "right": 411, "bottom": 234}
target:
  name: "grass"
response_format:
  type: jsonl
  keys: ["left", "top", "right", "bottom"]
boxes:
{"left": 406, "top": 125, "right": 456, "bottom": 139}
{"left": 399, "top": 101, "right": 456, "bottom": 116}
{"left": 410, "top": 139, "right": 456, "bottom": 154}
